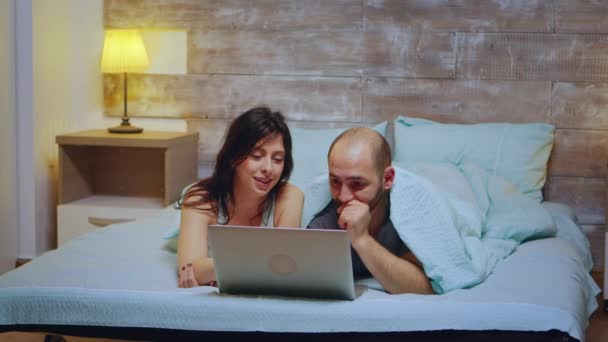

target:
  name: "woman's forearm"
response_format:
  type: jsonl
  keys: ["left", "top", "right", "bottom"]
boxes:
{"left": 193, "top": 257, "right": 216, "bottom": 285}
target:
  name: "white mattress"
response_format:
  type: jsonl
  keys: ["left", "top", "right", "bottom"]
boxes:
{"left": 0, "top": 203, "right": 600, "bottom": 341}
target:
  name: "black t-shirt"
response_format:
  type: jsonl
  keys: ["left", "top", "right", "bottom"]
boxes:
{"left": 306, "top": 201, "right": 409, "bottom": 278}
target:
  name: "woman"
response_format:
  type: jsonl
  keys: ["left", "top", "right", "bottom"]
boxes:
{"left": 177, "top": 106, "right": 304, "bottom": 288}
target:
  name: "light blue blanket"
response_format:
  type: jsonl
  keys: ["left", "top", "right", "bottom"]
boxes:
{"left": 302, "top": 163, "right": 557, "bottom": 294}
{"left": 0, "top": 198, "right": 597, "bottom": 340}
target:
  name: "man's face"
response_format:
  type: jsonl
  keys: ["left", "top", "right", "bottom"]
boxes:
{"left": 328, "top": 141, "right": 385, "bottom": 211}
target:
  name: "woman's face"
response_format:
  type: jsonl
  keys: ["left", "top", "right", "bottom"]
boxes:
{"left": 234, "top": 134, "right": 285, "bottom": 197}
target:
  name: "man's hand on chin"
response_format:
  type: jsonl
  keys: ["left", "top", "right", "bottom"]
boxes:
{"left": 337, "top": 200, "right": 371, "bottom": 244}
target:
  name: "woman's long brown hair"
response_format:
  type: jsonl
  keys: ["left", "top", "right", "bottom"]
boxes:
{"left": 177, "top": 106, "right": 293, "bottom": 222}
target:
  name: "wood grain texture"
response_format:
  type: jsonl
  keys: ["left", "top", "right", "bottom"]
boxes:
{"left": 551, "top": 82, "right": 608, "bottom": 130}
{"left": 0, "top": 331, "right": 134, "bottom": 342}
{"left": 188, "top": 30, "right": 454, "bottom": 78}
{"left": 92, "top": 147, "right": 165, "bottom": 199}
{"left": 103, "top": 73, "right": 124, "bottom": 115}
{"left": 544, "top": 176, "right": 605, "bottom": 225}
{"left": 58, "top": 145, "right": 94, "bottom": 205}
{"left": 549, "top": 129, "right": 608, "bottom": 178}
{"left": 188, "top": 119, "right": 386, "bottom": 162}
{"left": 102, "top": 0, "right": 608, "bottom": 232}
{"left": 364, "top": 0, "right": 552, "bottom": 32}
{"left": 188, "top": 30, "right": 364, "bottom": 76}
{"left": 15, "top": 258, "right": 31, "bottom": 268}
{"left": 363, "top": 31, "right": 454, "bottom": 78}
{"left": 555, "top": 0, "right": 608, "bottom": 33}
{"left": 364, "top": 78, "right": 551, "bottom": 123}
{"left": 104, "top": 0, "right": 362, "bottom": 30}
{"left": 186, "top": 119, "right": 229, "bottom": 162}
{"left": 456, "top": 33, "right": 608, "bottom": 81}
{"left": 165, "top": 134, "right": 199, "bottom": 205}
{"left": 56, "top": 129, "right": 196, "bottom": 148}
{"left": 104, "top": 74, "right": 362, "bottom": 122}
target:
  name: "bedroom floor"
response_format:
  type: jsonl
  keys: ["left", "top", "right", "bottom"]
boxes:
{"left": 0, "top": 333, "right": 135, "bottom": 342}
{"left": 1, "top": 272, "right": 607, "bottom": 342}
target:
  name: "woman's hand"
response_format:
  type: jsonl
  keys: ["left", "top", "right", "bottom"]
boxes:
{"left": 178, "top": 263, "right": 199, "bottom": 288}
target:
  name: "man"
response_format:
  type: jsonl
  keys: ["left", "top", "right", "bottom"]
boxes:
{"left": 307, "top": 128, "right": 434, "bottom": 295}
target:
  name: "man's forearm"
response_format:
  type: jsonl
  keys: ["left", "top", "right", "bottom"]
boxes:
{"left": 352, "top": 235, "right": 434, "bottom": 295}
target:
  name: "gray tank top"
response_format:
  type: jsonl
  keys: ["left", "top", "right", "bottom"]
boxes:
{"left": 216, "top": 195, "right": 276, "bottom": 227}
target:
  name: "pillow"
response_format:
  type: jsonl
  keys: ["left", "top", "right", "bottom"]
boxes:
{"left": 289, "top": 121, "right": 388, "bottom": 189}
{"left": 542, "top": 201, "right": 594, "bottom": 271}
{"left": 393, "top": 116, "right": 554, "bottom": 201}
{"left": 394, "top": 161, "right": 485, "bottom": 237}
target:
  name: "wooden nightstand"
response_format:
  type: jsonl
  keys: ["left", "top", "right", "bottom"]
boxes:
{"left": 56, "top": 130, "right": 199, "bottom": 245}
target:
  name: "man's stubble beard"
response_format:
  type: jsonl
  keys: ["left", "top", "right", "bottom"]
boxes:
{"left": 334, "top": 185, "right": 387, "bottom": 215}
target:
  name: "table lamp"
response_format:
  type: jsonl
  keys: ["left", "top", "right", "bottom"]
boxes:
{"left": 101, "top": 29, "right": 149, "bottom": 133}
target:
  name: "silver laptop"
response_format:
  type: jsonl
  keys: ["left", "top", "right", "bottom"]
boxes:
{"left": 208, "top": 224, "right": 361, "bottom": 300}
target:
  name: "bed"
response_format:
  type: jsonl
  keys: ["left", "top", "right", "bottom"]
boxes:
{"left": 0, "top": 117, "right": 602, "bottom": 341}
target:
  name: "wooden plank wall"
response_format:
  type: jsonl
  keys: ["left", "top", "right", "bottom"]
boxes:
{"left": 104, "top": 0, "right": 608, "bottom": 271}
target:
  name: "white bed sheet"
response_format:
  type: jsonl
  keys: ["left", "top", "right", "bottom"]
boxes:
{"left": 0, "top": 203, "right": 600, "bottom": 341}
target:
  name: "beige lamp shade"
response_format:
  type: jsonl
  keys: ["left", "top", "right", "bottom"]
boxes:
{"left": 101, "top": 29, "right": 149, "bottom": 73}
{"left": 101, "top": 29, "right": 148, "bottom": 133}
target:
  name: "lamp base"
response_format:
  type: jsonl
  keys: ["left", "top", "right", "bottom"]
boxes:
{"left": 108, "top": 124, "right": 143, "bottom": 134}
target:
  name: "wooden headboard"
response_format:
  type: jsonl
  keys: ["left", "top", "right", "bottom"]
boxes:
{"left": 103, "top": 0, "right": 607, "bottom": 271}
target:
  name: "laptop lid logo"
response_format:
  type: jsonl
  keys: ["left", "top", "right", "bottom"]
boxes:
{"left": 268, "top": 254, "right": 297, "bottom": 275}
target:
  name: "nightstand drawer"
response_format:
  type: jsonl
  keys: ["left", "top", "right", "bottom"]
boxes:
{"left": 57, "top": 195, "right": 168, "bottom": 245}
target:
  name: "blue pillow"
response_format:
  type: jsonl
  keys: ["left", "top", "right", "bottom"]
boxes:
{"left": 289, "top": 121, "right": 388, "bottom": 189}
{"left": 393, "top": 116, "right": 554, "bottom": 201}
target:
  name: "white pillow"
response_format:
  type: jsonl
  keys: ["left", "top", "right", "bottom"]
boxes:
{"left": 289, "top": 121, "right": 388, "bottom": 189}
{"left": 393, "top": 116, "right": 554, "bottom": 202}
